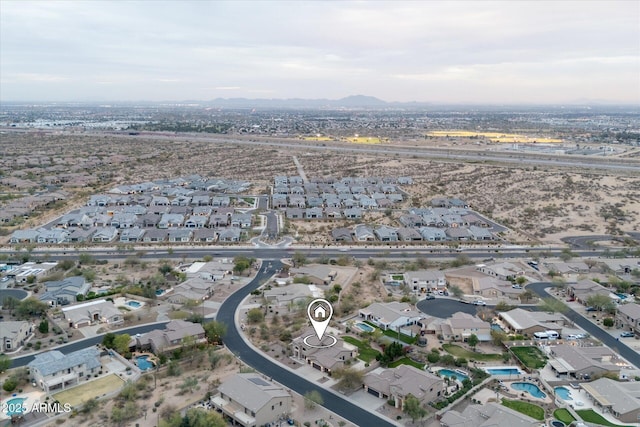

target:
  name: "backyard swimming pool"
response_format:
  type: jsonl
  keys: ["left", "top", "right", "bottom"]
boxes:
{"left": 437, "top": 369, "right": 469, "bottom": 382}
{"left": 554, "top": 386, "right": 572, "bottom": 401}
{"left": 512, "top": 382, "right": 546, "bottom": 399}
{"left": 355, "top": 322, "right": 375, "bottom": 333}
{"left": 484, "top": 367, "right": 523, "bottom": 376}
{"left": 137, "top": 355, "right": 154, "bottom": 371}
{"left": 4, "top": 397, "right": 26, "bottom": 416}
{"left": 126, "top": 300, "right": 142, "bottom": 308}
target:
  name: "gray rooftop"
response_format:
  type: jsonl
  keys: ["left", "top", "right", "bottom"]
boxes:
{"left": 218, "top": 373, "right": 290, "bottom": 412}
{"left": 28, "top": 347, "right": 100, "bottom": 377}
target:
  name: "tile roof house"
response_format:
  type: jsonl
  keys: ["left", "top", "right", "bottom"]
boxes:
{"left": 581, "top": 378, "right": 640, "bottom": 423}
{"left": 548, "top": 344, "right": 624, "bottom": 379}
{"left": 359, "top": 302, "right": 423, "bottom": 332}
{"left": 498, "top": 308, "right": 564, "bottom": 335}
{"left": 568, "top": 279, "right": 612, "bottom": 304}
{"left": 61, "top": 299, "right": 124, "bottom": 328}
{"left": 353, "top": 224, "right": 375, "bottom": 242}
{"left": 212, "top": 373, "right": 292, "bottom": 427}
{"left": 440, "top": 402, "right": 539, "bottom": 427}
{"left": 28, "top": 347, "right": 101, "bottom": 393}
{"left": 135, "top": 320, "right": 206, "bottom": 353}
{"left": 39, "top": 276, "right": 90, "bottom": 307}
{"left": 10, "top": 229, "right": 40, "bottom": 243}
{"left": 331, "top": 227, "right": 353, "bottom": 242}
{"left": 403, "top": 270, "right": 446, "bottom": 293}
{"left": 363, "top": 365, "right": 444, "bottom": 410}
{"left": 119, "top": 227, "right": 146, "bottom": 242}
{"left": 0, "top": 321, "right": 34, "bottom": 352}
{"left": 92, "top": 227, "right": 119, "bottom": 242}
{"left": 418, "top": 227, "right": 447, "bottom": 242}
{"left": 615, "top": 303, "right": 640, "bottom": 336}
{"left": 442, "top": 312, "right": 492, "bottom": 342}
{"left": 374, "top": 225, "right": 399, "bottom": 242}
{"left": 291, "top": 329, "right": 357, "bottom": 375}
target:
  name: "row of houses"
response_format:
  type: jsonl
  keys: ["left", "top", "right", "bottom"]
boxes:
{"left": 11, "top": 226, "right": 245, "bottom": 244}
{"left": 107, "top": 176, "right": 251, "bottom": 195}
{"left": 332, "top": 223, "right": 495, "bottom": 243}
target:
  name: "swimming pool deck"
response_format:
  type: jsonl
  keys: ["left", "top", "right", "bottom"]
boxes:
{"left": 0, "top": 391, "right": 45, "bottom": 420}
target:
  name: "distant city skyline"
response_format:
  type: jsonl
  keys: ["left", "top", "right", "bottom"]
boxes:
{"left": 1, "top": 1, "right": 638, "bottom": 104}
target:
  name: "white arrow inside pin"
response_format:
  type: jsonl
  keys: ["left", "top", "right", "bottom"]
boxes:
{"left": 307, "top": 298, "right": 333, "bottom": 342}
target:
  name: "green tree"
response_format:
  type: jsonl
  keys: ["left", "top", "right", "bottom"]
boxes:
{"left": 449, "top": 285, "right": 464, "bottom": 298}
{"left": 490, "top": 329, "right": 507, "bottom": 346}
{"left": 603, "top": 318, "right": 614, "bottom": 328}
{"left": 38, "top": 319, "right": 49, "bottom": 334}
{"left": 0, "top": 354, "right": 12, "bottom": 373}
{"left": 292, "top": 251, "right": 307, "bottom": 267}
{"left": 233, "top": 256, "right": 253, "bottom": 275}
{"left": 246, "top": 308, "right": 264, "bottom": 324}
{"left": 16, "top": 297, "right": 49, "bottom": 319}
{"left": 204, "top": 321, "right": 227, "bottom": 344}
{"left": 467, "top": 334, "right": 479, "bottom": 351}
{"left": 515, "top": 276, "right": 527, "bottom": 285}
{"left": 180, "top": 376, "right": 199, "bottom": 394}
{"left": 403, "top": 393, "right": 427, "bottom": 423}
{"left": 113, "top": 334, "right": 131, "bottom": 355}
{"left": 304, "top": 390, "right": 324, "bottom": 410}
{"left": 102, "top": 332, "right": 116, "bottom": 349}
{"left": 2, "top": 377, "right": 17, "bottom": 392}
{"left": 332, "top": 367, "right": 364, "bottom": 391}
{"left": 586, "top": 294, "right": 616, "bottom": 312}
{"left": 78, "top": 253, "right": 95, "bottom": 265}
{"left": 539, "top": 297, "right": 568, "bottom": 313}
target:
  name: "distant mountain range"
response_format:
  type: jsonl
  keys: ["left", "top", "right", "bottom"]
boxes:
{"left": 202, "top": 95, "right": 410, "bottom": 109}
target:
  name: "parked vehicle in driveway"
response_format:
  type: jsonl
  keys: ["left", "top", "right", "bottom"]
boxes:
{"left": 472, "top": 300, "right": 486, "bottom": 306}
{"left": 620, "top": 331, "right": 635, "bottom": 338}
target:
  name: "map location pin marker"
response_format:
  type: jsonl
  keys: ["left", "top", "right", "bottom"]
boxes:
{"left": 307, "top": 298, "right": 333, "bottom": 342}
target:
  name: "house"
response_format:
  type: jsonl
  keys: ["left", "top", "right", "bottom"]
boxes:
{"left": 468, "top": 225, "right": 494, "bottom": 241}
{"left": 498, "top": 308, "right": 564, "bottom": 336}
{"left": 359, "top": 302, "right": 422, "bottom": 332}
{"left": 0, "top": 321, "right": 34, "bottom": 352}
{"left": 363, "top": 365, "right": 443, "bottom": 410}
{"left": 616, "top": 303, "right": 640, "bottom": 335}
{"left": 136, "top": 320, "right": 206, "bottom": 353}
{"left": 10, "top": 229, "right": 40, "bottom": 244}
{"left": 418, "top": 227, "right": 447, "bottom": 242}
{"left": 440, "top": 402, "right": 539, "bottom": 427}
{"left": 305, "top": 207, "right": 323, "bottom": 219}
{"left": 66, "top": 228, "right": 96, "bottom": 243}
{"left": 28, "top": 347, "right": 101, "bottom": 393}
{"left": 403, "top": 270, "right": 446, "bottom": 293}
{"left": 324, "top": 207, "right": 342, "bottom": 218}
{"left": 331, "top": 227, "right": 353, "bottom": 242}
{"left": 39, "top": 276, "right": 90, "bottom": 306}
{"left": 193, "top": 228, "right": 218, "bottom": 242}
{"left": 143, "top": 228, "right": 168, "bottom": 243}
{"left": 119, "top": 227, "right": 146, "bottom": 243}
{"left": 288, "top": 195, "right": 306, "bottom": 208}
{"left": 353, "top": 224, "right": 375, "bottom": 242}
{"left": 581, "top": 378, "right": 640, "bottom": 424}
{"left": 184, "top": 215, "right": 208, "bottom": 228}
{"left": 476, "top": 262, "right": 524, "bottom": 281}
{"left": 92, "top": 227, "right": 118, "bottom": 242}
{"left": 158, "top": 213, "right": 184, "bottom": 228}
{"left": 209, "top": 214, "right": 229, "bottom": 227}
{"left": 272, "top": 194, "right": 288, "bottom": 209}
{"left": 37, "top": 228, "right": 69, "bottom": 244}
{"left": 165, "top": 277, "right": 215, "bottom": 303}
{"left": 567, "top": 279, "right": 612, "bottom": 304}
{"left": 445, "top": 227, "right": 471, "bottom": 241}
{"left": 291, "top": 329, "right": 357, "bottom": 375}
{"left": 61, "top": 299, "right": 123, "bottom": 328}
{"left": 441, "top": 312, "right": 491, "bottom": 342}
{"left": 10, "top": 262, "right": 58, "bottom": 283}
{"left": 212, "top": 373, "right": 292, "bottom": 427}
{"left": 110, "top": 212, "right": 137, "bottom": 228}
{"left": 285, "top": 208, "right": 304, "bottom": 219}
{"left": 218, "top": 227, "right": 241, "bottom": 242}
{"left": 548, "top": 344, "right": 624, "bottom": 379}
{"left": 374, "top": 225, "right": 398, "bottom": 242}
{"left": 168, "top": 228, "right": 193, "bottom": 242}
{"left": 396, "top": 227, "right": 422, "bottom": 242}
{"left": 343, "top": 207, "right": 362, "bottom": 219}
{"left": 290, "top": 265, "right": 337, "bottom": 285}
{"left": 231, "top": 213, "right": 252, "bottom": 228}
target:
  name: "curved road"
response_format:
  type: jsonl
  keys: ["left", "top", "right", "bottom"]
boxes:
{"left": 216, "top": 260, "right": 396, "bottom": 427}
{"left": 528, "top": 282, "right": 640, "bottom": 369}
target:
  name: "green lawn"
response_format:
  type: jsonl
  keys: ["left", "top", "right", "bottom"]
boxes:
{"left": 576, "top": 409, "right": 633, "bottom": 427}
{"left": 553, "top": 409, "right": 575, "bottom": 424}
{"left": 501, "top": 398, "right": 544, "bottom": 420}
{"left": 343, "top": 336, "right": 381, "bottom": 363}
{"left": 442, "top": 344, "right": 502, "bottom": 362}
{"left": 510, "top": 346, "right": 547, "bottom": 369}
{"left": 388, "top": 357, "right": 425, "bottom": 370}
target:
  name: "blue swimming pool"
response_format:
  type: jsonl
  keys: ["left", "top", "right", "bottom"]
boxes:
{"left": 126, "top": 300, "right": 141, "bottom": 308}
{"left": 437, "top": 369, "right": 469, "bottom": 382}
{"left": 485, "top": 367, "right": 523, "bottom": 376}
{"left": 137, "top": 355, "right": 154, "bottom": 371}
{"left": 356, "top": 322, "right": 375, "bottom": 333}
{"left": 155, "top": 289, "right": 164, "bottom": 296}
{"left": 4, "top": 397, "right": 26, "bottom": 416}
{"left": 512, "top": 382, "right": 546, "bottom": 399}
{"left": 554, "top": 386, "right": 572, "bottom": 401}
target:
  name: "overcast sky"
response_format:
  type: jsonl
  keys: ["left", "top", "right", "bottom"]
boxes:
{"left": 1, "top": 1, "right": 639, "bottom": 104}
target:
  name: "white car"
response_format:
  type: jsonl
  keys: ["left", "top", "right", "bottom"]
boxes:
{"left": 472, "top": 300, "right": 487, "bottom": 306}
